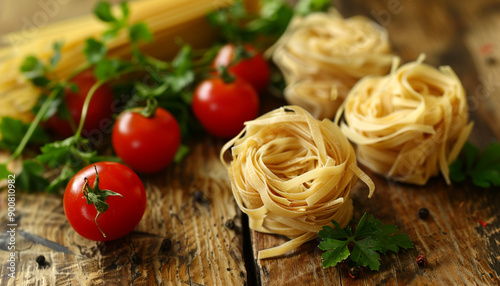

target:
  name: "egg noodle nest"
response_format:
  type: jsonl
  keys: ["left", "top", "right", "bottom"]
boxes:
{"left": 336, "top": 55, "right": 473, "bottom": 185}
{"left": 221, "top": 105, "right": 374, "bottom": 259}
{"left": 270, "top": 9, "right": 394, "bottom": 119}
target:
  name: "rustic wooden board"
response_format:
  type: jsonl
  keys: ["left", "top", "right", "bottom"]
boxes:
{"left": 0, "top": 140, "right": 246, "bottom": 285}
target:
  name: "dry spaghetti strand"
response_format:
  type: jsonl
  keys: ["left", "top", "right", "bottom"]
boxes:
{"left": 336, "top": 54, "right": 473, "bottom": 185}
{"left": 221, "top": 105, "right": 374, "bottom": 259}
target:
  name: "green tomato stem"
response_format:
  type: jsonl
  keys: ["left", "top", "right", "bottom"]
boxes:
{"left": 144, "top": 55, "right": 170, "bottom": 70}
{"left": 74, "top": 80, "right": 107, "bottom": 139}
{"left": 5, "top": 89, "right": 58, "bottom": 164}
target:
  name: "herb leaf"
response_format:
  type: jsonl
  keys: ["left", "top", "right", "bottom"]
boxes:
{"left": 94, "top": 1, "right": 117, "bottom": 23}
{"left": 50, "top": 42, "right": 63, "bottom": 69}
{"left": 318, "top": 213, "right": 414, "bottom": 271}
{"left": 450, "top": 142, "right": 500, "bottom": 188}
{"left": 0, "top": 117, "right": 50, "bottom": 152}
{"left": 320, "top": 240, "right": 350, "bottom": 268}
{"left": 17, "top": 160, "right": 49, "bottom": 192}
{"left": 0, "top": 164, "right": 9, "bottom": 179}
{"left": 129, "top": 22, "right": 153, "bottom": 43}
{"left": 84, "top": 38, "right": 107, "bottom": 64}
{"left": 20, "top": 56, "right": 50, "bottom": 87}
{"left": 294, "top": 0, "right": 331, "bottom": 16}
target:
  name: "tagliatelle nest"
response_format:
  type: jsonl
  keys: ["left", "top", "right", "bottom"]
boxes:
{"left": 336, "top": 55, "right": 474, "bottom": 185}
{"left": 270, "top": 9, "right": 394, "bottom": 119}
{"left": 220, "top": 105, "right": 374, "bottom": 259}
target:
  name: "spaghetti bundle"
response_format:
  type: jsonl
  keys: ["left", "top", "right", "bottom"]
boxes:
{"left": 0, "top": 0, "right": 236, "bottom": 122}
{"left": 336, "top": 55, "right": 473, "bottom": 185}
{"left": 220, "top": 105, "right": 374, "bottom": 259}
{"left": 270, "top": 9, "right": 394, "bottom": 119}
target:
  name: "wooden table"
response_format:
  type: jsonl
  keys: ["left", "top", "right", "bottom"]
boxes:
{"left": 1, "top": 0, "right": 500, "bottom": 285}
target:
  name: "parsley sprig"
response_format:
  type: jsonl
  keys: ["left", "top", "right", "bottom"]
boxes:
{"left": 450, "top": 141, "right": 500, "bottom": 188}
{"left": 208, "top": 0, "right": 331, "bottom": 45}
{"left": 318, "top": 213, "right": 414, "bottom": 271}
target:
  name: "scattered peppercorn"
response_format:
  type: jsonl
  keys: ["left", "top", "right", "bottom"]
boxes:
{"left": 36, "top": 255, "right": 48, "bottom": 269}
{"left": 159, "top": 238, "right": 172, "bottom": 255}
{"left": 418, "top": 208, "right": 429, "bottom": 220}
{"left": 416, "top": 254, "right": 427, "bottom": 267}
{"left": 348, "top": 265, "right": 362, "bottom": 279}
{"left": 131, "top": 253, "right": 142, "bottom": 265}
{"left": 225, "top": 219, "right": 235, "bottom": 229}
{"left": 486, "top": 57, "right": 497, "bottom": 66}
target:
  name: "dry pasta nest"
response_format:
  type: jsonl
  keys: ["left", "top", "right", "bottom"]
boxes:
{"left": 269, "top": 9, "right": 394, "bottom": 120}
{"left": 220, "top": 105, "right": 374, "bottom": 259}
{"left": 336, "top": 55, "right": 474, "bottom": 185}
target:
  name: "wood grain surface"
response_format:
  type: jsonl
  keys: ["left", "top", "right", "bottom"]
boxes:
{"left": 1, "top": 0, "right": 500, "bottom": 285}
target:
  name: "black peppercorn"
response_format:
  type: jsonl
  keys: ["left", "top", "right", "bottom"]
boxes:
{"left": 418, "top": 208, "right": 429, "bottom": 220}
{"left": 36, "top": 255, "right": 47, "bottom": 268}
{"left": 225, "top": 219, "right": 235, "bottom": 229}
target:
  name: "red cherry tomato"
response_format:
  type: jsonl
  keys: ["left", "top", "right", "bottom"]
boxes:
{"left": 63, "top": 162, "right": 146, "bottom": 241}
{"left": 112, "top": 107, "right": 181, "bottom": 173}
{"left": 47, "top": 70, "right": 115, "bottom": 138}
{"left": 212, "top": 43, "right": 270, "bottom": 92}
{"left": 192, "top": 76, "right": 259, "bottom": 138}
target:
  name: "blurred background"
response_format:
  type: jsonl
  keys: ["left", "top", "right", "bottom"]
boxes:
{"left": 0, "top": 0, "right": 122, "bottom": 36}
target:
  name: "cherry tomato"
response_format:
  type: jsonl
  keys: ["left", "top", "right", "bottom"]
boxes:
{"left": 112, "top": 107, "right": 181, "bottom": 173}
{"left": 212, "top": 43, "right": 270, "bottom": 92}
{"left": 47, "top": 70, "right": 115, "bottom": 138}
{"left": 192, "top": 76, "right": 259, "bottom": 138}
{"left": 64, "top": 162, "right": 146, "bottom": 241}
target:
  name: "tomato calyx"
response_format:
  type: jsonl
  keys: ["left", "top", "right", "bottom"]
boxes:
{"left": 139, "top": 97, "right": 159, "bottom": 118}
{"left": 217, "top": 66, "right": 236, "bottom": 84}
{"left": 232, "top": 44, "right": 255, "bottom": 63}
{"left": 82, "top": 165, "right": 124, "bottom": 238}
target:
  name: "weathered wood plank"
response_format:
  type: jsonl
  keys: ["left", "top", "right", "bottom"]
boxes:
{"left": 251, "top": 0, "right": 500, "bottom": 285}
{"left": 0, "top": 139, "right": 246, "bottom": 285}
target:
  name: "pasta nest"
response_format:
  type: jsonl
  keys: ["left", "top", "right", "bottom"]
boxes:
{"left": 220, "top": 105, "right": 374, "bottom": 259}
{"left": 270, "top": 9, "right": 394, "bottom": 119}
{"left": 336, "top": 55, "right": 474, "bottom": 185}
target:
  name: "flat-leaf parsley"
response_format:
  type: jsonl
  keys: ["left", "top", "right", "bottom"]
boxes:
{"left": 450, "top": 141, "right": 500, "bottom": 188}
{"left": 318, "top": 213, "right": 413, "bottom": 271}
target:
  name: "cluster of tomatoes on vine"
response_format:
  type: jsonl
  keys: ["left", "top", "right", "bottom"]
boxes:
{"left": 58, "top": 42, "right": 270, "bottom": 241}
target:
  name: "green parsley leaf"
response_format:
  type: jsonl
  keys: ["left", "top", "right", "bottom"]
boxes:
{"left": 129, "top": 22, "right": 153, "bottom": 43}
{"left": 0, "top": 117, "right": 50, "bottom": 152}
{"left": 318, "top": 213, "right": 414, "bottom": 271}
{"left": 320, "top": 239, "right": 350, "bottom": 268}
{"left": 93, "top": 1, "right": 117, "bottom": 23}
{"left": 350, "top": 236, "right": 382, "bottom": 270}
{"left": 46, "top": 164, "right": 76, "bottom": 193}
{"left": 174, "top": 144, "right": 190, "bottom": 163}
{"left": 17, "top": 160, "right": 49, "bottom": 192}
{"left": 94, "top": 58, "right": 130, "bottom": 81}
{"left": 449, "top": 158, "right": 466, "bottom": 182}
{"left": 450, "top": 141, "right": 500, "bottom": 188}
{"left": 20, "top": 56, "right": 50, "bottom": 87}
{"left": 245, "top": 0, "right": 294, "bottom": 41}
{"left": 0, "top": 163, "right": 9, "bottom": 179}
{"left": 36, "top": 137, "right": 75, "bottom": 168}
{"left": 120, "top": 1, "right": 130, "bottom": 22}
{"left": 49, "top": 41, "right": 63, "bottom": 70}
{"left": 84, "top": 38, "right": 107, "bottom": 64}
{"left": 294, "top": 0, "right": 331, "bottom": 16}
